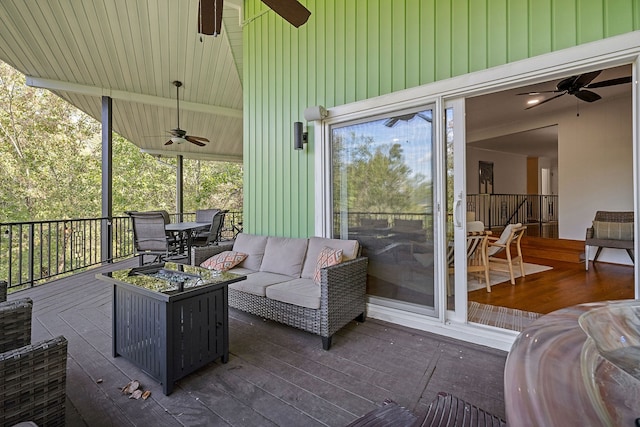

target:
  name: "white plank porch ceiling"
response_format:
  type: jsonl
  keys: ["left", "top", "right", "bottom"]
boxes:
{"left": 0, "top": 0, "right": 245, "bottom": 162}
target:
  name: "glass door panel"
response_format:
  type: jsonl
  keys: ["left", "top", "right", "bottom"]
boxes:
{"left": 331, "top": 108, "right": 435, "bottom": 313}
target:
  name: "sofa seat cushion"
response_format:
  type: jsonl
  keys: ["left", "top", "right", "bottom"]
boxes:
{"left": 301, "top": 237, "right": 359, "bottom": 279}
{"left": 265, "top": 278, "right": 321, "bottom": 309}
{"left": 227, "top": 267, "right": 258, "bottom": 276}
{"left": 232, "top": 233, "right": 269, "bottom": 271}
{"left": 228, "top": 272, "right": 292, "bottom": 297}
{"left": 259, "top": 236, "right": 309, "bottom": 277}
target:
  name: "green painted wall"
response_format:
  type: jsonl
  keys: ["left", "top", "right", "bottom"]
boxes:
{"left": 243, "top": 0, "right": 640, "bottom": 237}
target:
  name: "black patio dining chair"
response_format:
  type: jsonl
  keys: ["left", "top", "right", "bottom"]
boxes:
{"left": 195, "top": 208, "right": 220, "bottom": 224}
{"left": 193, "top": 208, "right": 219, "bottom": 242}
{"left": 128, "top": 211, "right": 187, "bottom": 265}
{"left": 193, "top": 210, "right": 228, "bottom": 246}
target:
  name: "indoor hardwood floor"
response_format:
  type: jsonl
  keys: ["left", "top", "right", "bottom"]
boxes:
{"left": 468, "top": 256, "right": 635, "bottom": 314}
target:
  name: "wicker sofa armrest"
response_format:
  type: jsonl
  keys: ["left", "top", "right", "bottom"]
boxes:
{"left": 190, "top": 242, "right": 235, "bottom": 266}
{"left": 318, "top": 256, "right": 368, "bottom": 335}
{"left": 0, "top": 298, "right": 33, "bottom": 353}
{"left": 0, "top": 335, "right": 68, "bottom": 426}
{"left": 0, "top": 280, "right": 7, "bottom": 303}
{"left": 585, "top": 226, "right": 594, "bottom": 240}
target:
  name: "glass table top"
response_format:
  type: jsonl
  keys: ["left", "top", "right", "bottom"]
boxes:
{"left": 107, "top": 262, "right": 244, "bottom": 295}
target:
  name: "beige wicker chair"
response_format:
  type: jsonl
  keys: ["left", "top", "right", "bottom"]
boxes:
{"left": 488, "top": 223, "right": 527, "bottom": 285}
{"left": 0, "top": 297, "right": 68, "bottom": 426}
{"left": 585, "top": 211, "right": 634, "bottom": 270}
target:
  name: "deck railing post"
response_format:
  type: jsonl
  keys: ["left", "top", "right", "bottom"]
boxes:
{"left": 101, "top": 218, "right": 112, "bottom": 264}
{"left": 28, "top": 223, "right": 35, "bottom": 287}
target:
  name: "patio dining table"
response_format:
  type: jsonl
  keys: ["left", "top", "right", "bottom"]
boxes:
{"left": 165, "top": 221, "right": 210, "bottom": 264}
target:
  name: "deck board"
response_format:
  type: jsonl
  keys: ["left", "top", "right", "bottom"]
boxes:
{"left": 7, "top": 259, "right": 508, "bottom": 426}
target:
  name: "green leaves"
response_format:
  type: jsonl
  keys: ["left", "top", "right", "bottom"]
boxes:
{"left": 0, "top": 61, "right": 243, "bottom": 222}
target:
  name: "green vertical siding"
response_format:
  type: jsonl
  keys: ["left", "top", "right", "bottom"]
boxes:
{"left": 243, "top": 0, "right": 640, "bottom": 238}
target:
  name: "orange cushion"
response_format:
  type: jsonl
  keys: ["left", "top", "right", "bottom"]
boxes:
{"left": 313, "top": 246, "right": 343, "bottom": 284}
{"left": 201, "top": 251, "right": 248, "bottom": 271}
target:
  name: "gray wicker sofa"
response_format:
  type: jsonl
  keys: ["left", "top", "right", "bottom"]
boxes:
{"left": 191, "top": 233, "right": 368, "bottom": 350}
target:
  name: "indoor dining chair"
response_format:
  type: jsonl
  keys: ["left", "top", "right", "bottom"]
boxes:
{"left": 487, "top": 223, "right": 527, "bottom": 285}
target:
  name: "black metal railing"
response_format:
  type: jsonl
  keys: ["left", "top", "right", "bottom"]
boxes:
{"left": 334, "top": 211, "right": 434, "bottom": 239}
{"left": 0, "top": 211, "right": 243, "bottom": 289}
{"left": 466, "top": 194, "right": 558, "bottom": 231}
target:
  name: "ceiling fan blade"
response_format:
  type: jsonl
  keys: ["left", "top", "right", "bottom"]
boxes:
{"left": 186, "top": 135, "right": 210, "bottom": 142}
{"left": 164, "top": 139, "right": 174, "bottom": 146}
{"left": 572, "top": 70, "right": 602, "bottom": 88}
{"left": 525, "top": 92, "right": 566, "bottom": 110}
{"left": 261, "top": 0, "right": 311, "bottom": 27}
{"left": 198, "top": 0, "right": 224, "bottom": 36}
{"left": 383, "top": 118, "right": 399, "bottom": 128}
{"left": 517, "top": 90, "right": 560, "bottom": 96}
{"left": 585, "top": 76, "right": 633, "bottom": 89}
{"left": 185, "top": 136, "right": 207, "bottom": 146}
{"left": 574, "top": 89, "right": 601, "bottom": 103}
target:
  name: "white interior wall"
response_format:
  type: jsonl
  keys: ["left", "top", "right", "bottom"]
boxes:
{"left": 466, "top": 148, "right": 527, "bottom": 194}
{"left": 466, "top": 93, "right": 632, "bottom": 265}
{"left": 558, "top": 94, "right": 633, "bottom": 264}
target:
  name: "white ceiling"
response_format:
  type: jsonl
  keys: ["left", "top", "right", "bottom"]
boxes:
{"left": 0, "top": 0, "right": 245, "bottom": 162}
{"left": 0, "top": 2, "right": 633, "bottom": 164}
{"left": 466, "top": 64, "right": 633, "bottom": 160}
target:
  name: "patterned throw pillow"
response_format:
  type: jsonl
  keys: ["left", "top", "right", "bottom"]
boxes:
{"left": 201, "top": 251, "right": 248, "bottom": 272}
{"left": 313, "top": 246, "right": 343, "bottom": 285}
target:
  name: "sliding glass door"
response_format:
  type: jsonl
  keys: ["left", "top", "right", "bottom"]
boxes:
{"left": 331, "top": 108, "right": 435, "bottom": 314}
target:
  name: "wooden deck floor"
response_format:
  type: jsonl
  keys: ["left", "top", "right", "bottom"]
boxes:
{"left": 7, "top": 259, "right": 507, "bottom": 426}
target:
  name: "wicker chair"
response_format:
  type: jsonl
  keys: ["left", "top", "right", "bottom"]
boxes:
{"left": 0, "top": 280, "right": 6, "bottom": 303}
{"left": 0, "top": 298, "right": 68, "bottom": 426}
{"left": 585, "top": 211, "right": 634, "bottom": 270}
{"left": 346, "top": 392, "right": 505, "bottom": 426}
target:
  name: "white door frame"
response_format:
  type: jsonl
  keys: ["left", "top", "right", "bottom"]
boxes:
{"left": 313, "top": 31, "right": 640, "bottom": 350}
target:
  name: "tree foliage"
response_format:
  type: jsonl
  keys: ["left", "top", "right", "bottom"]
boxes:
{"left": 0, "top": 61, "right": 243, "bottom": 222}
{"left": 333, "top": 131, "right": 431, "bottom": 215}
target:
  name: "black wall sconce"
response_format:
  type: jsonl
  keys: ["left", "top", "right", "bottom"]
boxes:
{"left": 293, "top": 121, "right": 308, "bottom": 150}
{"left": 294, "top": 105, "right": 328, "bottom": 150}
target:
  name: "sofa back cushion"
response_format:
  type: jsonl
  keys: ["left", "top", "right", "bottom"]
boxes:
{"left": 232, "top": 233, "right": 269, "bottom": 271}
{"left": 301, "top": 237, "right": 359, "bottom": 279}
{"left": 259, "top": 236, "right": 309, "bottom": 277}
